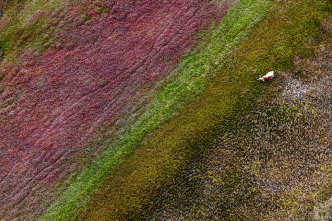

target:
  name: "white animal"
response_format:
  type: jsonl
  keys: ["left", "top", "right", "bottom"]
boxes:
{"left": 258, "top": 71, "right": 274, "bottom": 82}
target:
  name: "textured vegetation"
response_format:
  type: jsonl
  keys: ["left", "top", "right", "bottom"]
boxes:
{"left": 0, "top": 0, "right": 330, "bottom": 220}
{"left": 78, "top": 0, "right": 330, "bottom": 220}
{"left": 41, "top": 1, "right": 275, "bottom": 220}
{"left": 0, "top": 0, "right": 62, "bottom": 62}
{"left": 149, "top": 2, "right": 332, "bottom": 220}
{"left": 1, "top": 1, "right": 228, "bottom": 219}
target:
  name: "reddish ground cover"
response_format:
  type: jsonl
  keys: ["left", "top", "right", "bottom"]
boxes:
{"left": 0, "top": 0, "right": 229, "bottom": 219}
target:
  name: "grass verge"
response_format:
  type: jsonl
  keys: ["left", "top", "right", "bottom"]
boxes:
{"left": 40, "top": 0, "right": 275, "bottom": 220}
{"left": 76, "top": 0, "right": 330, "bottom": 220}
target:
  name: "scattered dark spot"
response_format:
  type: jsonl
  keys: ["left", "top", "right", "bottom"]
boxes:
{"left": 85, "top": 148, "right": 93, "bottom": 153}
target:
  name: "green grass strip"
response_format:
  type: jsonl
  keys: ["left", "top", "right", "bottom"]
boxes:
{"left": 79, "top": 0, "right": 329, "bottom": 219}
{"left": 40, "top": 0, "right": 274, "bottom": 220}
{"left": 71, "top": 0, "right": 330, "bottom": 219}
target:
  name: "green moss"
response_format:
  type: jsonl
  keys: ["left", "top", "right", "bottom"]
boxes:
{"left": 0, "top": 39, "right": 9, "bottom": 59}
{"left": 0, "top": 0, "right": 64, "bottom": 64}
{"left": 80, "top": 13, "right": 91, "bottom": 22}
{"left": 97, "top": 6, "right": 110, "bottom": 15}
{"left": 281, "top": 188, "right": 303, "bottom": 212}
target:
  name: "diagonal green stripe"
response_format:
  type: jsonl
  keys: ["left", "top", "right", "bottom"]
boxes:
{"left": 40, "top": 0, "right": 274, "bottom": 220}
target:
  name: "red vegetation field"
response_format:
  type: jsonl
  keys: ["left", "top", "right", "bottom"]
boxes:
{"left": 0, "top": 0, "right": 229, "bottom": 219}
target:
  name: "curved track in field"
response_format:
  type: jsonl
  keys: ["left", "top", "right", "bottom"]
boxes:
{"left": 0, "top": 1, "right": 230, "bottom": 219}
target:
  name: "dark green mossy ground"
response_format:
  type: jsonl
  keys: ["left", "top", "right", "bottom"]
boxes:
{"left": 76, "top": 0, "right": 331, "bottom": 220}
{"left": 0, "top": 0, "right": 63, "bottom": 64}
{"left": 150, "top": 7, "right": 332, "bottom": 221}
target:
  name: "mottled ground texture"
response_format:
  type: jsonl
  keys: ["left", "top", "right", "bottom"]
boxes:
{"left": 149, "top": 15, "right": 332, "bottom": 221}
{"left": 1, "top": 0, "right": 330, "bottom": 220}
{"left": 0, "top": 1, "right": 230, "bottom": 219}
